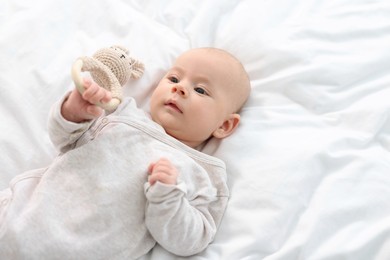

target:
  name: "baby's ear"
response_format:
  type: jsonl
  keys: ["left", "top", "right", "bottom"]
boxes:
{"left": 212, "top": 113, "right": 240, "bottom": 139}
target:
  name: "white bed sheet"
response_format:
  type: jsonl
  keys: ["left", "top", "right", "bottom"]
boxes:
{"left": 1, "top": 0, "right": 390, "bottom": 259}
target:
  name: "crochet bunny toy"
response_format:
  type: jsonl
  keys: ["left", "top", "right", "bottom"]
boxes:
{"left": 71, "top": 46, "right": 145, "bottom": 111}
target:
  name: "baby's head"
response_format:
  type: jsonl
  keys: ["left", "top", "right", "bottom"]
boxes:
{"left": 150, "top": 47, "right": 250, "bottom": 148}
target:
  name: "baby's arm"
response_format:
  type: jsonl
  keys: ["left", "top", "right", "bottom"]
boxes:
{"left": 48, "top": 79, "right": 111, "bottom": 152}
{"left": 61, "top": 78, "right": 112, "bottom": 123}
{"left": 145, "top": 158, "right": 219, "bottom": 256}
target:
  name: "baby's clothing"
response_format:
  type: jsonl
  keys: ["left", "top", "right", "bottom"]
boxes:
{"left": 0, "top": 96, "right": 229, "bottom": 259}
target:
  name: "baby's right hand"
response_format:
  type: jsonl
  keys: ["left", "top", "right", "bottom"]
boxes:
{"left": 61, "top": 78, "right": 112, "bottom": 123}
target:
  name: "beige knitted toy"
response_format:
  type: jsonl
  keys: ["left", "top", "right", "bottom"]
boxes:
{"left": 71, "top": 46, "right": 145, "bottom": 111}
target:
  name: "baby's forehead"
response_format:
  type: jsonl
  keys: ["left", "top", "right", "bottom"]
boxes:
{"left": 173, "top": 50, "right": 237, "bottom": 75}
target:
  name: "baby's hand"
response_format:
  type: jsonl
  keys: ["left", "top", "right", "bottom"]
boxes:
{"left": 81, "top": 78, "right": 112, "bottom": 106}
{"left": 148, "top": 158, "right": 178, "bottom": 186}
{"left": 61, "top": 78, "right": 112, "bottom": 123}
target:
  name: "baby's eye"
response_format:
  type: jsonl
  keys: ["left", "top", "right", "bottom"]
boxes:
{"left": 194, "top": 87, "right": 208, "bottom": 95}
{"left": 169, "top": 76, "right": 179, "bottom": 83}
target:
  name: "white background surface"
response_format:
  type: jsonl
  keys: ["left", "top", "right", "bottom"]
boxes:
{"left": 1, "top": 0, "right": 390, "bottom": 259}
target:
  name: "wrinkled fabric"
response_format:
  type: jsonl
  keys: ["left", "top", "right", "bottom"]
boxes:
{"left": 1, "top": 0, "right": 390, "bottom": 259}
{"left": 0, "top": 98, "right": 228, "bottom": 259}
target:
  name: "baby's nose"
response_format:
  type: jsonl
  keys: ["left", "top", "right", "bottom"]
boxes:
{"left": 171, "top": 85, "right": 188, "bottom": 97}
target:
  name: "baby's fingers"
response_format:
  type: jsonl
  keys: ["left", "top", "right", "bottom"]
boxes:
{"left": 83, "top": 82, "right": 111, "bottom": 104}
{"left": 85, "top": 104, "right": 104, "bottom": 118}
{"left": 148, "top": 158, "right": 178, "bottom": 185}
{"left": 148, "top": 171, "right": 176, "bottom": 186}
{"left": 83, "top": 78, "right": 92, "bottom": 87}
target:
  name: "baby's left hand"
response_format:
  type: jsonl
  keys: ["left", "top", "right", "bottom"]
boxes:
{"left": 148, "top": 158, "right": 178, "bottom": 185}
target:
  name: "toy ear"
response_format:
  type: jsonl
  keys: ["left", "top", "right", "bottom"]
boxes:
{"left": 129, "top": 58, "right": 145, "bottom": 79}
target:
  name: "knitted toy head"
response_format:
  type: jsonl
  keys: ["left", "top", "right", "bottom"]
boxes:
{"left": 71, "top": 45, "right": 145, "bottom": 111}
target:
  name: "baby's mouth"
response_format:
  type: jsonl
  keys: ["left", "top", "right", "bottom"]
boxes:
{"left": 165, "top": 101, "right": 183, "bottom": 113}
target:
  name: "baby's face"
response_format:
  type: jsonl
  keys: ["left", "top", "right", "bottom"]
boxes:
{"left": 150, "top": 49, "right": 238, "bottom": 148}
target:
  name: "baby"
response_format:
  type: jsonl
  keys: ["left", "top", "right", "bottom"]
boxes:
{"left": 0, "top": 48, "right": 250, "bottom": 259}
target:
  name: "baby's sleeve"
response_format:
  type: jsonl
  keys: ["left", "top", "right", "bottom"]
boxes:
{"left": 47, "top": 93, "right": 92, "bottom": 153}
{"left": 144, "top": 177, "right": 228, "bottom": 256}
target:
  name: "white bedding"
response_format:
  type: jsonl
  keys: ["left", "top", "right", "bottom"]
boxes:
{"left": 1, "top": 0, "right": 390, "bottom": 259}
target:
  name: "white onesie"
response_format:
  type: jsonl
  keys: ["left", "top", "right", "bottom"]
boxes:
{"left": 0, "top": 96, "right": 229, "bottom": 259}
